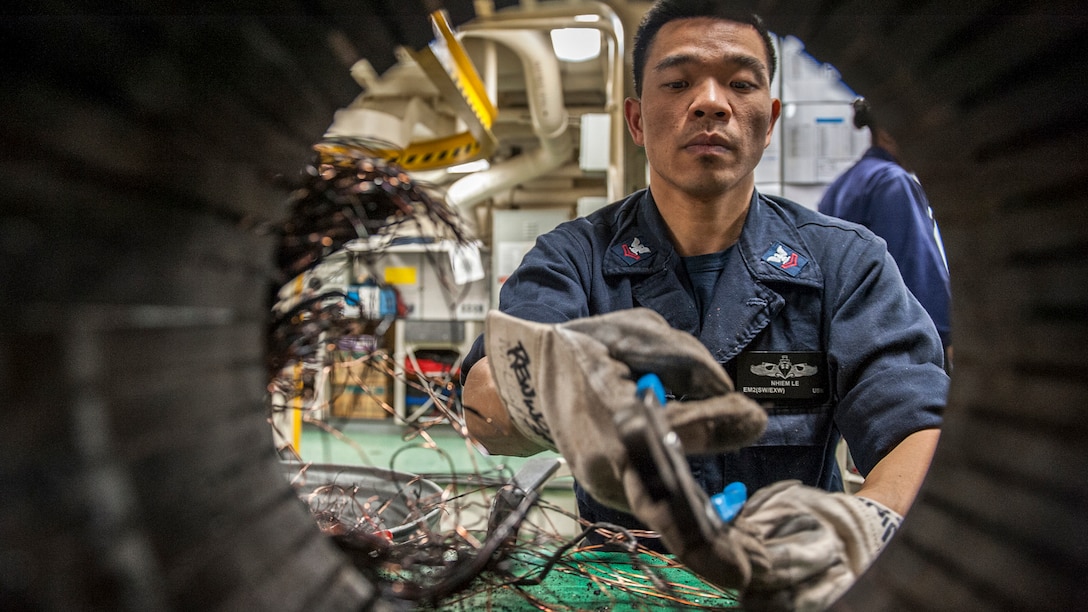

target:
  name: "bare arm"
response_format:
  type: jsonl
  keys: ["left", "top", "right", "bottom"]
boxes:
{"left": 462, "top": 356, "right": 544, "bottom": 456}
{"left": 855, "top": 427, "right": 940, "bottom": 515}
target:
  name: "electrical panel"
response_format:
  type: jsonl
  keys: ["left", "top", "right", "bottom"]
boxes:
{"left": 491, "top": 208, "right": 572, "bottom": 307}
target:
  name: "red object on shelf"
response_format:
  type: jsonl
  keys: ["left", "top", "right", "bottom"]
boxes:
{"left": 404, "top": 348, "right": 459, "bottom": 377}
{"left": 405, "top": 357, "right": 453, "bottom": 376}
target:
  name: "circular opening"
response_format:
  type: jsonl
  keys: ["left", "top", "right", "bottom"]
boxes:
{"left": 7, "top": 4, "right": 1085, "bottom": 611}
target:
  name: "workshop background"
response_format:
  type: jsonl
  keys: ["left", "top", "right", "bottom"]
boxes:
{"left": 3, "top": 1, "right": 1086, "bottom": 611}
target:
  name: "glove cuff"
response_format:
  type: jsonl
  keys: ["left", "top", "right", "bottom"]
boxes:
{"left": 840, "top": 494, "right": 903, "bottom": 574}
{"left": 485, "top": 312, "right": 558, "bottom": 451}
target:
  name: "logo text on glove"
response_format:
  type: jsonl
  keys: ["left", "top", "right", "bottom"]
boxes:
{"left": 505, "top": 341, "right": 551, "bottom": 439}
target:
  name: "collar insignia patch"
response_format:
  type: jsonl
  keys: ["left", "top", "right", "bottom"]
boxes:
{"left": 612, "top": 237, "right": 652, "bottom": 265}
{"left": 762, "top": 242, "right": 809, "bottom": 277}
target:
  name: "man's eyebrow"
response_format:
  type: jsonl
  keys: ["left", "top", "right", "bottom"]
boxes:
{"left": 731, "top": 54, "right": 769, "bottom": 84}
{"left": 652, "top": 52, "right": 769, "bottom": 85}
{"left": 652, "top": 53, "right": 698, "bottom": 73}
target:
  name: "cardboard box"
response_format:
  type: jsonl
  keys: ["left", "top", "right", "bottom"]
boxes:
{"left": 329, "top": 352, "right": 391, "bottom": 419}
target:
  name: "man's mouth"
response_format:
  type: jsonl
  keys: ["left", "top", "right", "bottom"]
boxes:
{"left": 685, "top": 133, "right": 733, "bottom": 154}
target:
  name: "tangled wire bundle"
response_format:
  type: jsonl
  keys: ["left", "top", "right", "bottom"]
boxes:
{"left": 267, "top": 142, "right": 471, "bottom": 376}
{"left": 277, "top": 141, "right": 467, "bottom": 279}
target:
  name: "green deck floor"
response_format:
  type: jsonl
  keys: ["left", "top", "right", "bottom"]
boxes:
{"left": 425, "top": 550, "right": 739, "bottom": 610}
{"left": 296, "top": 418, "right": 563, "bottom": 482}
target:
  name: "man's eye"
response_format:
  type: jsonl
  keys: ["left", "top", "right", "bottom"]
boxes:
{"left": 732, "top": 81, "right": 756, "bottom": 90}
{"left": 663, "top": 80, "right": 688, "bottom": 90}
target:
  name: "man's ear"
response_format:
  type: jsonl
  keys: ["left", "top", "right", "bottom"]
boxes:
{"left": 765, "top": 98, "right": 782, "bottom": 148}
{"left": 624, "top": 97, "right": 645, "bottom": 147}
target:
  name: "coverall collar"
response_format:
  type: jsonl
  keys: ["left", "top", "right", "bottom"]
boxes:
{"left": 601, "top": 189, "right": 823, "bottom": 361}
{"left": 603, "top": 188, "right": 824, "bottom": 289}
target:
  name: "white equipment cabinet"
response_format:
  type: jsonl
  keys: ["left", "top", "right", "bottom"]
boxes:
{"left": 346, "top": 239, "right": 490, "bottom": 423}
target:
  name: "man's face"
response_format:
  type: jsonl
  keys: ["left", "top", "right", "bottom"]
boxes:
{"left": 625, "top": 17, "right": 781, "bottom": 202}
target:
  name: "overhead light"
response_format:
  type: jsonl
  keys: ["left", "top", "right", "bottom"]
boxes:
{"left": 448, "top": 159, "right": 490, "bottom": 174}
{"left": 550, "top": 27, "right": 601, "bottom": 62}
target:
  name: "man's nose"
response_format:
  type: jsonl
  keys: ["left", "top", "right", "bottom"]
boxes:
{"left": 691, "top": 80, "right": 731, "bottom": 119}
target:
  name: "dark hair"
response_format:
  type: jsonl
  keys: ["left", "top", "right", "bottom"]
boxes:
{"left": 631, "top": 0, "right": 778, "bottom": 96}
{"left": 852, "top": 97, "right": 874, "bottom": 129}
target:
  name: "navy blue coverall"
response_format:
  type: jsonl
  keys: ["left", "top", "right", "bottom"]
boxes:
{"left": 819, "top": 146, "right": 952, "bottom": 349}
{"left": 462, "top": 188, "right": 947, "bottom": 539}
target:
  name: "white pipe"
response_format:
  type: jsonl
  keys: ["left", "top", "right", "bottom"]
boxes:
{"left": 482, "top": 39, "right": 498, "bottom": 110}
{"left": 460, "top": 1, "right": 626, "bottom": 201}
{"left": 445, "top": 29, "right": 573, "bottom": 215}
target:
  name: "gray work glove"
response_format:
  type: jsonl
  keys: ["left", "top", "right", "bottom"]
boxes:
{"left": 736, "top": 481, "right": 903, "bottom": 612}
{"left": 485, "top": 308, "right": 767, "bottom": 510}
{"left": 486, "top": 308, "right": 770, "bottom": 588}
